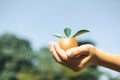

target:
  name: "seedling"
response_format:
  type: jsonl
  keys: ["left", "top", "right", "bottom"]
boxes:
{"left": 53, "top": 28, "right": 90, "bottom": 51}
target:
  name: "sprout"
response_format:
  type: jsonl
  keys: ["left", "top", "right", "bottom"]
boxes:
{"left": 53, "top": 28, "right": 90, "bottom": 38}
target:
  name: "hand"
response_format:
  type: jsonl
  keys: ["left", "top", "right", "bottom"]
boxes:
{"left": 49, "top": 41, "right": 97, "bottom": 72}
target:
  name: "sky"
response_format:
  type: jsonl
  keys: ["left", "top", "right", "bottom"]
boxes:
{"left": 0, "top": 0, "right": 120, "bottom": 78}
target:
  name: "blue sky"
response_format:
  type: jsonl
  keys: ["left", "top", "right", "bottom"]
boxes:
{"left": 0, "top": 0, "right": 120, "bottom": 77}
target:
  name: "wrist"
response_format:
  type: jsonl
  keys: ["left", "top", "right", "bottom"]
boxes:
{"left": 92, "top": 47, "right": 102, "bottom": 66}
{"left": 85, "top": 45, "right": 99, "bottom": 66}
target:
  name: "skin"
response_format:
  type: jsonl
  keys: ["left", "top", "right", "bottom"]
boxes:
{"left": 49, "top": 41, "right": 120, "bottom": 72}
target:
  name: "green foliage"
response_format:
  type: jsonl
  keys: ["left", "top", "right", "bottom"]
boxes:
{"left": 72, "top": 29, "right": 90, "bottom": 38}
{"left": 53, "top": 34, "right": 64, "bottom": 38}
{"left": 0, "top": 33, "right": 35, "bottom": 80}
{"left": 53, "top": 28, "right": 89, "bottom": 38}
{"left": 64, "top": 28, "right": 71, "bottom": 37}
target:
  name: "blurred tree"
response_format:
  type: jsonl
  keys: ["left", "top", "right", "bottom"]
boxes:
{"left": 0, "top": 33, "right": 35, "bottom": 80}
{"left": 109, "top": 77, "right": 120, "bottom": 80}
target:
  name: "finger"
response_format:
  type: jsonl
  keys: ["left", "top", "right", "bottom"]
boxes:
{"left": 66, "top": 45, "right": 89, "bottom": 59}
{"left": 49, "top": 41, "right": 62, "bottom": 63}
{"left": 49, "top": 41, "right": 55, "bottom": 53}
{"left": 79, "top": 55, "right": 91, "bottom": 68}
{"left": 54, "top": 43, "right": 68, "bottom": 61}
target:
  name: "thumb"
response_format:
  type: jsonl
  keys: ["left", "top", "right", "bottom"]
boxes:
{"left": 66, "top": 45, "right": 89, "bottom": 59}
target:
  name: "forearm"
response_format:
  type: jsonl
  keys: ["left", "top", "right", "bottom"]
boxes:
{"left": 95, "top": 48, "right": 120, "bottom": 72}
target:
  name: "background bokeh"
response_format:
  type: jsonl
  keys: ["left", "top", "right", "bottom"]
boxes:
{"left": 0, "top": 0, "right": 120, "bottom": 80}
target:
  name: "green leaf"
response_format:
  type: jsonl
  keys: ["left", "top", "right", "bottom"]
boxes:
{"left": 53, "top": 34, "right": 64, "bottom": 38}
{"left": 72, "top": 30, "right": 90, "bottom": 38}
{"left": 64, "top": 28, "right": 71, "bottom": 38}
